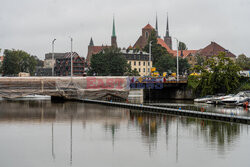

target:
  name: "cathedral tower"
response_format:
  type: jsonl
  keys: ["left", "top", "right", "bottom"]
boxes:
{"left": 164, "top": 13, "right": 172, "bottom": 49}
{"left": 155, "top": 14, "right": 160, "bottom": 38}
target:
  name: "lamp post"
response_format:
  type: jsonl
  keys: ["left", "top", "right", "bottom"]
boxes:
{"left": 174, "top": 38, "right": 179, "bottom": 82}
{"left": 70, "top": 37, "right": 73, "bottom": 77}
{"left": 52, "top": 39, "right": 56, "bottom": 76}
{"left": 148, "top": 41, "right": 152, "bottom": 76}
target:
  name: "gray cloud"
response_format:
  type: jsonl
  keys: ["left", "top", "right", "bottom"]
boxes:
{"left": 0, "top": 0, "right": 249, "bottom": 59}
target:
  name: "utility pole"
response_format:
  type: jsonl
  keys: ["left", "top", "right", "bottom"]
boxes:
{"left": 70, "top": 37, "right": 73, "bottom": 77}
{"left": 52, "top": 39, "right": 56, "bottom": 76}
{"left": 149, "top": 41, "right": 152, "bottom": 76}
{"left": 174, "top": 38, "right": 179, "bottom": 82}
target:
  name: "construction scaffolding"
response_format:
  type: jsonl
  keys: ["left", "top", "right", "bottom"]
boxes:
{"left": 0, "top": 77, "right": 130, "bottom": 100}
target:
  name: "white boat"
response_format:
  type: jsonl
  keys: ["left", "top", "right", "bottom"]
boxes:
{"left": 3, "top": 94, "right": 51, "bottom": 100}
{"left": 221, "top": 92, "right": 250, "bottom": 105}
{"left": 206, "top": 94, "right": 234, "bottom": 104}
{"left": 194, "top": 95, "right": 214, "bottom": 103}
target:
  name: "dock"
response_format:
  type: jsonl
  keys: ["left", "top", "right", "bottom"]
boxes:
{"left": 83, "top": 99, "right": 250, "bottom": 124}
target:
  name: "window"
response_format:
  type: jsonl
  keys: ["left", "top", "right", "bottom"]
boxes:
{"left": 143, "top": 68, "right": 145, "bottom": 72}
{"left": 134, "top": 61, "right": 136, "bottom": 66}
{"left": 129, "top": 61, "right": 131, "bottom": 65}
{"left": 143, "top": 62, "right": 145, "bottom": 66}
{"left": 145, "top": 31, "right": 149, "bottom": 39}
{"left": 148, "top": 62, "right": 150, "bottom": 66}
{"left": 139, "top": 62, "right": 141, "bottom": 66}
{"left": 148, "top": 68, "right": 150, "bottom": 72}
{"left": 139, "top": 68, "right": 141, "bottom": 72}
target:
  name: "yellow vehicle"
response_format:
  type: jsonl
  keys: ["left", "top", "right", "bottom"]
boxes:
{"left": 163, "top": 72, "right": 167, "bottom": 77}
{"left": 171, "top": 73, "right": 176, "bottom": 77}
{"left": 152, "top": 71, "right": 160, "bottom": 77}
{"left": 151, "top": 67, "right": 156, "bottom": 73}
{"left": 190, "top": 73, "right": 199, "bottom": 76}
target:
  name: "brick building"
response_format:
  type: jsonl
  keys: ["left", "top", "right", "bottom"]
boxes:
{"left": 86, "top": 17, "right": 117, "bottom": 66}
{"left": 197, "top": 41, "right": 236, "bottom": 61}
{"left": 55, "top": 52, "right": 85, "bottom": 76}
{"left": 133, "top": 15, "right": 236, "bottom": 67}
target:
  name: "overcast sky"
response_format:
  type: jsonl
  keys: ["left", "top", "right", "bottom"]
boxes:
{"left": 0, "top": 0, "right": 249, "bottom": 59}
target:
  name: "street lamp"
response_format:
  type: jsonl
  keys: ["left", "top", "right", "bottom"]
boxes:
{"left": 52, "top": 39, "right": 56, "bottom": 76}
{"left": 148, "top": 41, "right": 152, "bottom": 76}
{"left": 69, "top": 37, "right": 73, "bottom": 77}
{"left": 173, "top": 37, "right": 179, "bottom": 82}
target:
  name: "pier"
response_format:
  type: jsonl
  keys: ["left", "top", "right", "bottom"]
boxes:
{"left": 83, "top": 99, "right": 250, "bottom": 124}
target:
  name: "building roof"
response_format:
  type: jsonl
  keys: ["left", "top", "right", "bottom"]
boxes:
{"left": 133, "top": 36, "right": 148, "bottom": 49}
{"left": 127, "top": 45, "right": 133, "bottom": 50}
{"left": 143, "top": 24, "right": 154, "bottom": 30}
{"left": 121, "top": 49, "right": 149, "bottom": 55}
{"left": 89, "top": 45, "right": 111, "bottom": 55}
{"left": 199, "top": 41, "right": 236, "bottom": 58}
{"left": 157, "top": 38, "right": 197, "bottom": 58}
{"left": 45, "top": 53, "right": 66, "bottom": 60}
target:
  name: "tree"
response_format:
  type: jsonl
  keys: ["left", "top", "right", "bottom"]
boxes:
{"left": 32, "top": 55, "right": 44, "bottom": 67}
{"left": 154, "top": 55, "right": 175, "bottom": 73}
{"left": 124, "top": 64, "right": 140, "bottom": 76}
{"left": 179, "top": 58, "right": 190, "bottom": 74}
{"left": 89, "top": 47, "right": 130, "bottom": 76}
{"left": 143, "top": 30, "right": 169, "bottom": 65}
{"left": 236, "top": 54, "right": 250, "bottom": 70}
{"left": 2, "top": 49, "right": 37, "bottom": 76}
{"left": 189, "top": 52, "right": 241, "bottom": 96}
{"left": 178, "top": 41, "right": 188, "bottom": 50}
{"left": 195, "top": 54, "right": 205, "bottom": 66}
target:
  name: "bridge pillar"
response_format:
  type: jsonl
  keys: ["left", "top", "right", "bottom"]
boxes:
{"left": 143, "top": 84, "right": 194, "bottom": 102}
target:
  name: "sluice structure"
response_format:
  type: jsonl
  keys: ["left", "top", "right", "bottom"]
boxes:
{"left": 0, "top": 77, "right": 130, "bottom": 100}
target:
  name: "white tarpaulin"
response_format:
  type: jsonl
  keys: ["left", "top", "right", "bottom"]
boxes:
{"left": 0, "top": 77, "right": 130, "bottom": 100}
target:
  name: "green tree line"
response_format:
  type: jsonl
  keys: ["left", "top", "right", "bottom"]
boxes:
{"left": 1, "top": 49, "right": 38, "bottom": 76}
{"left": 188, "top": 52, "right": 241, "bottom": 96}
{"left": 88, "top": 47, "right": 139, "bottom": 76}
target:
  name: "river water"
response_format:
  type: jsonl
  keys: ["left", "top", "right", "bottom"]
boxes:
{"left": 0, "top": 98, "right": 249, "bottom": 167}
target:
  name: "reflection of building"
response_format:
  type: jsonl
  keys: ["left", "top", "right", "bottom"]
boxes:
{"left": 121, "top": 49, "right": 152, "bottom": 76}
{"left": 55, "top": 52, "right": 85, "bottom": 76}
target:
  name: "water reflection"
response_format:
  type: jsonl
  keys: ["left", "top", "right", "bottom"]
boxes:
{"left": 0, "top": 99, "right": 249, "bottom": 167}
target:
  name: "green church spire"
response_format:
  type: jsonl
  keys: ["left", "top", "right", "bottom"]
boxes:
{"left": 112, "top": 16, "right": 116, "bottom": 37}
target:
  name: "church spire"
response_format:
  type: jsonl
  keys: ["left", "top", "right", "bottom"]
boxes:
{"left": 89, "top": 37, "right": 94, "bottom": 46}
{"left": 112, "top": 16, "right": 116, "bottom": 37}
{"left": 164, "top": 13, "right": 172, "bottom": 49}
{"left": 155, "top": 13, "right": 159, "bottom": 37}
{"left": 166, "top": 13, "right": 169, "bottom": 37}
{"left": 111, "top": 15, "right": 117, "bottom": 47}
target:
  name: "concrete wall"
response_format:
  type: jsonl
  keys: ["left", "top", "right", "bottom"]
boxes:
{"left": 143, "top": 85, "right": 194, "bottom": 101}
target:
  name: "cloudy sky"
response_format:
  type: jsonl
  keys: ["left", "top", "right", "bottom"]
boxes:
{"left": 0, "top": 0, "right": 249, "bottom": 59}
